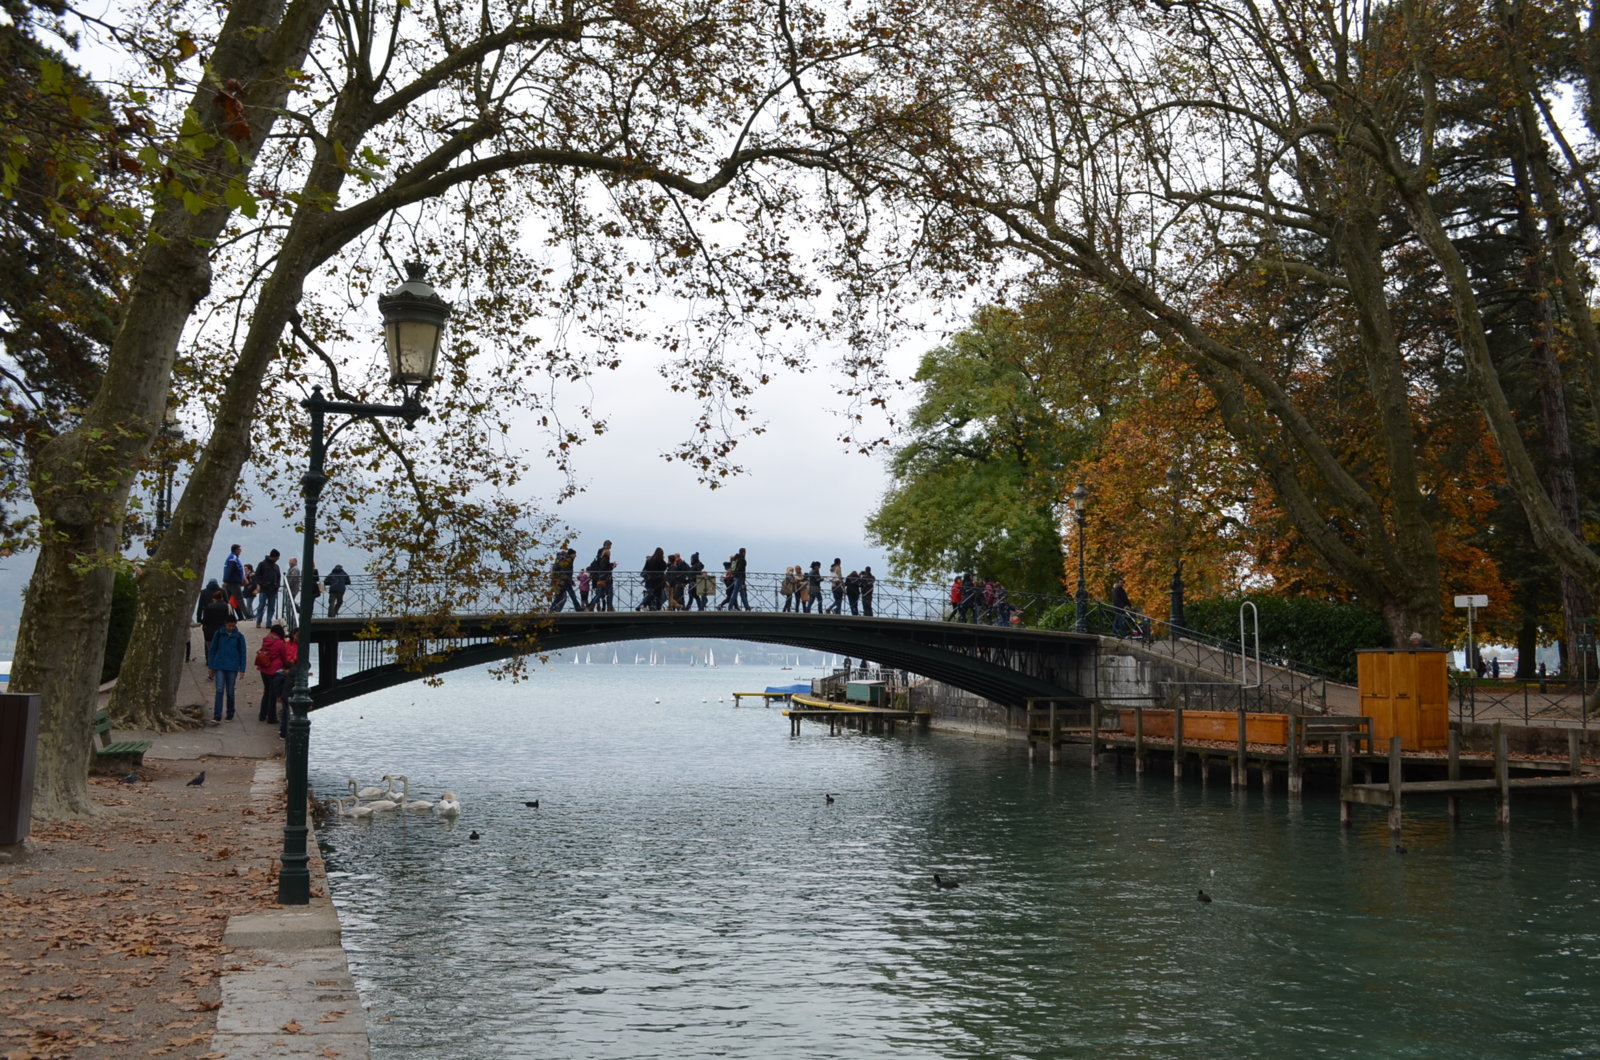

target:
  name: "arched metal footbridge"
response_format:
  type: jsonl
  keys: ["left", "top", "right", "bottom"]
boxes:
{"left": 291, "top": 571, "right": 1099, "bottom": 710}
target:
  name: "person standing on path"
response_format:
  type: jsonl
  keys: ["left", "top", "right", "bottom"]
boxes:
{"left": 324, "top": 563, "right": 351, "bottom": 618}
{"left": 206, "top": 616, "right": 248, "bottom": 722}
{"left": 222, "top": 544, "right": 245, "bottom": 619}
{"left": 254, "top": 549, "right": 282, "bottom": 627}
{"left": 255, "top": 623, "right": 291, "bottom": 726}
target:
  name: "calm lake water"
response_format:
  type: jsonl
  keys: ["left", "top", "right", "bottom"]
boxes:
{"left": 310, "top": 656, "right": 1600, "bottom": 1059}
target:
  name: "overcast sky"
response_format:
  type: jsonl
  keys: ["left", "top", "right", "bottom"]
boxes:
{"left": 189, "top": 312, "right": 959, "bottom": 590}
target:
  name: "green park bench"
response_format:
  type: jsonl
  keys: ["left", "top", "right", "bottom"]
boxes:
{"left": 93, "top": 710, "right": 153, "bottom": 773}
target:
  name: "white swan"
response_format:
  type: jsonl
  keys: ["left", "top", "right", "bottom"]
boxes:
{"left": 350, "top": 774, "right": 392, "bottom": 800}
{"left": 337, "top": 796, "right": 375, "bottom": 820}
{"left": 391, "top": 774, "right": 434, "bottom": 812}
{"left": 365, "top": 795, "right": 400, "bottom": 812}
{"left": 436, "top": 792, "right": 461, "bottom": 818}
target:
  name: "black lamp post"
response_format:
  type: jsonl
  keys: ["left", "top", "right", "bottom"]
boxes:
{"left": 147, "top": 405, "right": 182, "bottom": 556}
{"left": 1167, "top": 464, "right": 1185, "bottom": 629}
{"left": 278, "top": 261, "right": 451, "bottom": 905}
{"left": 1072, "top": 482, "right": 1089, "bottom": 633}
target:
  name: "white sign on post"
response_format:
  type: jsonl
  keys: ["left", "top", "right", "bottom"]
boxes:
{"left": 1454, "top": 595, "right": 1489, "bottom": 608}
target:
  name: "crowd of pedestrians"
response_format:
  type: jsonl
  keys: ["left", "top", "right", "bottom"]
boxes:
{"left": 197, "top": 542, "right": 356, "bottom": 733}
{"left": 538, "top": 538, "right": 1019, "bottom": 625}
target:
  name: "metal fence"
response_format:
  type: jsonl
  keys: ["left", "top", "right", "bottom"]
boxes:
{"left": 1451, "top": 673, "right": 1593, "bottom": 727}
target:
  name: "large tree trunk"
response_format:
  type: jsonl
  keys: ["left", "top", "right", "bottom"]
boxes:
{"left": 14, "top": 239, "right": 212, "bottom": 817}
{"left": 15, "top": 0, "right": 331, "bottom": 815}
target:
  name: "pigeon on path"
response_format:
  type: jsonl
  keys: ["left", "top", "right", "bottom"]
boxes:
{"left": 186, "top": 771, "right": 206, "bottom": 787}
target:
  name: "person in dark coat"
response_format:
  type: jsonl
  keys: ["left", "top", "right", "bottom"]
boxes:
{"left": 200, "top": 588, "right": 232, "bottom": 650}
{"left": 254, "top": 550, "right": 282, "bottom": 627}
{"left": 640, "top": 548, "right": 668, "bottom": 610}
{"left": 588, "top": 542, "right": 616, "bottom": 611}
{"left": 845, "top": 570, "right": 862, "bottom": 615}
{"left": 806, "top": 562, "right": 824, "bottom": 614}
{"left": 860, "top": 566, "right": 876, "bottom": 617}
{"left": 324, "top": 563, "right": 351, "bottom": 617}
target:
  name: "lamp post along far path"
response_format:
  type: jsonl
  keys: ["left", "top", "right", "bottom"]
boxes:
{"left": 279, "top": 262, "right": 452, "bottom": 905}
{"left": 1072, "top": 482, "right": 1089, "bottom": 633}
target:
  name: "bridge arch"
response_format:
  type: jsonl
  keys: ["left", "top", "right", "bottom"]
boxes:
{"left": 305, "top": 612, "right": 1096, "bottom": 710}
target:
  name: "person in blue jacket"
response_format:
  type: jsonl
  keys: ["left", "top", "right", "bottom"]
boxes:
{"left": 206, "top": 616, "right": 248, "bottom": 722}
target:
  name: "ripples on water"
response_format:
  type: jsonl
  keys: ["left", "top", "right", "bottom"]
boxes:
{"left": 312, "top": 662, "right": 1600, "bottom": 1059}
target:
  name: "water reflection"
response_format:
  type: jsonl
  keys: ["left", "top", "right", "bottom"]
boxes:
{"left": 314, "top": 664, "right": 1600, "bottom": 1058}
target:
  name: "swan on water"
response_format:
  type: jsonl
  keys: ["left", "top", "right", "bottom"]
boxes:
{"left": 436, "top": 793, "right": 461, "bottom": 818}
{"left": 391, "top": 774, "right": 434, "bottom": 812}
{"left": 338, "top": 796, "right": 375, "bottom": 820}
{"left": 350, "top": 775, "right": 392, "bottom": 800}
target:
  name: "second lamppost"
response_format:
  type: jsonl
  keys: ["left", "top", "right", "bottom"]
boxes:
{"left": 1167, "top": 464, "right": 1185, "bottom": 629}
{"left": 1072, "top": 482, "right": 1089, "bottom": 633}
{"left": 279, "top": 261, "right": 452, "bottom": 905}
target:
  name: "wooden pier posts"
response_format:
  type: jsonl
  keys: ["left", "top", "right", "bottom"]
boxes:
{"left": 1387, "top": 736, "right": 1403, "bottom": 833}
{"left": 1089, "top": 703, "right": 1101, "bottom": 771}
{"left": 1172, "top": 708, "right": 1184, "bottom": 779}
{"left": 1495, "top": 722, "right": 1509, "bottom": 825}
{"left": 1447, "top": 730, "right": 1461, "bottom": 820}
{"left": 1050, "top": 702, "right": 1061, "bottom": 765}
{"left": 1286, "top": 714, "right": 1303, "bottom": 797}
{"left": 1339, "top": 734, "right": 1353, "bottom": 826}
{"left": 1572, "top": 731, "right": 1584, "bottom": 816}
{"left": 1134, "top": 707, "right": 1146, "bottom": 774}
{"left": 1234, "top": 709, "right": 1249, "bottom": 788}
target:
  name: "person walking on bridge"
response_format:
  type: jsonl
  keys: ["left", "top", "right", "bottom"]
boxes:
{"left": 588, "top": 542, "right": 616, "bottom": 611}
{"left": 827, "top": 558, "right": 845, "bottom": 614}
{"left": 690, "top": 552, "right": 711, "bottom": 610}
{"left": 324, "top": 563, "right": 351, "bottom": 618}
{"left": 730, "top": 547, "right": 750, "bottom": 611}
{"left": 549, "top": 547, "right": 580, "bottom": 611}
{"left": 860, "top": 566, "right": 876, "bottom": 617}
{"left": 805, "top": 562, "right": 824, "bottom": 613}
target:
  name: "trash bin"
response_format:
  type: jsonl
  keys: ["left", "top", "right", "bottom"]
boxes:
{"left": 0, "top": 693, "right": 42, "bottom": 845}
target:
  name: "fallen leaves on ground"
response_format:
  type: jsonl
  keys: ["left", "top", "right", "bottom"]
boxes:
{"left": 0, "top": 761, "right": 293, "bottom": 1059}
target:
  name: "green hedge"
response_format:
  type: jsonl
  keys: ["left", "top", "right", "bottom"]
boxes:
{"left": 1182, "top": 595, "right": 1388, "bottom": 683}
{"left": 100, "top": 568, "right": 139, "bottom": 684}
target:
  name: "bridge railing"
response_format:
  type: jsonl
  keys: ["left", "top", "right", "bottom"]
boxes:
{"left": 306, "top": 569, "right": 1344, "bottom": 694}
{"left": 310, "top": 569, "right": 1074, "bottom": 626}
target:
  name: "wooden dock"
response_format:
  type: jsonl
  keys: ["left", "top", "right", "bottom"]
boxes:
{"left": 782, "top": 694, "right": 926, "bottom": 735}
{"left": 732, "top": 691, "right": 797, "bottom": 708}
{"left": 1027, "top": 704, "right": 1597, "bottom": 831}
{"left": 1340, "top": 725, "right": 1599, "bottom": 829}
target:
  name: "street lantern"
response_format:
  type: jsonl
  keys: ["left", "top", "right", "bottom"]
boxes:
{"left": 378, "top": 261, "right": 451, "bottom": 388}
{"left": 1166, "top": 464, "right": 1185, "bottom": 629}
{"left": 1072, "top": 482, "right": 1089, "bottom": 633}
{"left": 279, "top": 264, "right": 452, "bottom": 905}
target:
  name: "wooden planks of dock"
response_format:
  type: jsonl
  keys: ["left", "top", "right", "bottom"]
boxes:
{"left": 1026, "top": 704, "right": 1597, "bottom": 832}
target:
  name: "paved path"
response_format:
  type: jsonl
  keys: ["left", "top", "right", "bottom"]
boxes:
{"left": 135, "top": 623, "right": 370, "bottom": 1059}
